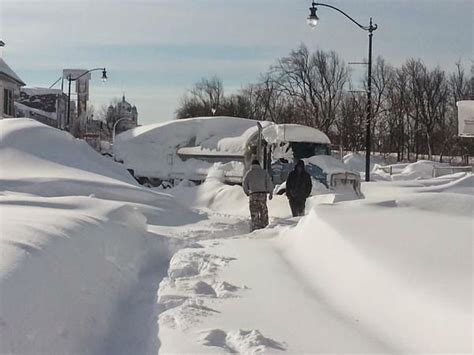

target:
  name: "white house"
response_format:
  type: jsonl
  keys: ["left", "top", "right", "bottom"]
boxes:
{"left": 0, "top": 58, "right": 26, "bottom": 118}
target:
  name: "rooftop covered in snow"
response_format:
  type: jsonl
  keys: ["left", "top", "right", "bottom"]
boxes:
{"left": 0, "top": 57, "right": 26, "bottom": 86}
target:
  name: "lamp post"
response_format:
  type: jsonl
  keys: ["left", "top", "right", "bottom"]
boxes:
{"left": 66, "top": 68, "right": 107, "bottom": 129}
{"left": 307, "top": 1, "right": 377, "bottom": 181}
{"left": 112, "top": 117, "right": 133, "bottom": 146}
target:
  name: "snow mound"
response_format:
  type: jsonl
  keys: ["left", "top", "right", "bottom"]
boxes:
{"left": 418, "top": 172, "right": 474, "bottom": 195}
{"left": 0, "top": 118, "right": 200, "bottom": 354}
{"left": 397, "top": 192, "right": 474, "bottom": 217}
{"left": 391, "top": 160, "right": 447, "bottom": 180}
{"left": 0, "top": 119, "right": 201, "bottom": 218}
{"left": 200, "top": 328, "right": 286, "bottom": 354}
{"left": 206, "top": 161, "right": 245, "bottom": 182}
{"left": 276, "top": 194, "right": 472, "bottom": 353}
{"left": 343, "top": 152, "right": 385, "bottom": 172}
{"left": 0, "top": 118, "right": 135, "bottom": 184}
{"left": 115, "top": 116, "right": 267, "bottom": 179}
{"left": 225, "top": 329, "right": 286, "bottom": 354}
{"left": 168, "top": 249, "right": 236, "bottom": 279}
{"left": 0, "top": 195, "right": 170, "bottom": 354}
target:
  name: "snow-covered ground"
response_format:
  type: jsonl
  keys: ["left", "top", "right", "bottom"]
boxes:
{"left": 1, "top": 119, "right": 472, "bottom": 354}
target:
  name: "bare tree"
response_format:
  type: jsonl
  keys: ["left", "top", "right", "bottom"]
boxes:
{"left": 176, "top": 76, "right": 225, "bottom": 118}
{"left": 269, "top": 44, "right": 349, "bottom": 132}
{"left": 190, "top": 76, "right": 224, "bottom": 115}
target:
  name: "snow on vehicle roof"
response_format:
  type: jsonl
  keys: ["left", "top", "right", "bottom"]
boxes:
{"left": 262, "top": 124, "right": 331, "bottom": 145}
{"left": 116, "top": 116, "right": 268, "bottom": 153}
{"left": 177, "top": 146, "right": 244, "bottom": 157}
{"left": 114, "top": 116, "right": 271, "bottom": 178}
{"left": 115, "top": 117, "right": 333, "bottom": 179}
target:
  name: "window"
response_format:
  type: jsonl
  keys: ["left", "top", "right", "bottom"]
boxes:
{"left": 289, "top": 142, "right": 331, "bottom": 159}
{"left": 3, "top": 89, "right": 13, "bottom": 116}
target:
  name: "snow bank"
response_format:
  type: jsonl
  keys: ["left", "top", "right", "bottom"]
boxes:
{"left": 0, "top": 118, "right": 191, "bottom": 209}
{"left": 275, "top": 180, "right": 472, "bottom": 353}
{"left": 343, "top": 152, "right": 386, "bottom": 172}
{"left": 391, "top": 160, "right": 448, "bottom": 180}
{"left": 419, "top": 172, "right": 474, "bottom": 195}
{"left": 0, "top": 118, "right": 198, "bottom": 354}
{"left": 0, "top": 195, "right": 170, "bottom": 354}
{"left": 169, "top": 176, "right": 293, "bottom": 220}
{"left": 114, "top": 117, "right": 267, "bottom": 179}
{"left": 0, "top": 118, "right": 135, "bottom": 185}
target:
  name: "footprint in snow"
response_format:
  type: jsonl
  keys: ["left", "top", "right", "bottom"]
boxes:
{"left": 199, "top": 328, "right": 286, "bottom": 354}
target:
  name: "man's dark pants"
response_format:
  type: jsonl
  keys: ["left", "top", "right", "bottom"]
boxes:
{"left": 289, "top": 198, "right": 306, "bottom": 217}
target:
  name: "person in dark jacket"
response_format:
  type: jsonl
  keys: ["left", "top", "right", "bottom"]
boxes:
{"left": 242, "top": 159, "right": 274, "bottom": 231}
{"left": 286, "top": 160, "right": 312, "bottom": 217}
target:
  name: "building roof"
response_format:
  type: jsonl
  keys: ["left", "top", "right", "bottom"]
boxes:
{"left": 0, "top": 58, "right": 26, "bottom": 86}
{"left": 21, "top": 87, "right": 63, "bottom": 96}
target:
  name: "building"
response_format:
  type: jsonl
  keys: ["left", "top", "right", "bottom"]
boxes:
{"left": 0, "top": 57, "right": 26, "bottom": 118}
{"left": 15, "top": 87, "right": 68, "bottom": 128}
{"left": 106, "top": 94, "right": 138, "bottom": 135}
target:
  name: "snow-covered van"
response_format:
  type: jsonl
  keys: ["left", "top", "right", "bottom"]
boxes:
{"left": 114, "top": 116, "right": 361, "bottom": 196}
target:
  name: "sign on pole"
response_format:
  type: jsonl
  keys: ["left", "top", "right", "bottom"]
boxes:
{"left": 457, "top": 100, "right": 474, "bottom": 137}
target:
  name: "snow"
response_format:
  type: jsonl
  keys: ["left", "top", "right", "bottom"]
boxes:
{"left": 114, "top": 116, "right": 267, "bottom": 179}
{"left": 21, "top": 87, "right": 63, "bottom": 96}
{"left": 0, "top": 57, "right": 25, "bottom": 85}
{"left": 343, "top": 152, "right": 386, "bottom": 172}
{"left": 305, "top": 154, "right": 355, "bottom": 175}
{"left": 2, "top": 118, "right": 472, "bottom": 354}
{"left": 163, "top": 173, "right": 472, "bottom": 353}
{"left": 262, "top": 124, "right": 330, "bottom": 144}
{"left": 391, "top": 160, "right": 448, "bottom": 180}
{"left": 14, "top": 101, "right": 57, "bottom": 120}
{"left": 0, "top": 118, "right": 201, "bottom": 354}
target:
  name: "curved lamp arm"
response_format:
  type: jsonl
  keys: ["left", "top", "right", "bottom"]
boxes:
{"left": 311, "top": 2, "right": 378, "bottom": 32}
{"left": 112, "top": 117, "right": 134, "bottom": 146}
{"left": 68, "top": 67, "right": 107, "bottom": 81}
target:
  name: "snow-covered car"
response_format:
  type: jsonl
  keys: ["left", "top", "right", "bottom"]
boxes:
{"left": 114, "top": 116, "right": 362, "bottom": 197}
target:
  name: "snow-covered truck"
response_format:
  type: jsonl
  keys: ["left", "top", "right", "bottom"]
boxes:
{"left": 114, "top": 116, "right": 362, "bottom": 196}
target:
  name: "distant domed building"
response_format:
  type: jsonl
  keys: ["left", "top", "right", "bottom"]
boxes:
{"left": 106, "top": 94, "right": 138, "bottom": 134}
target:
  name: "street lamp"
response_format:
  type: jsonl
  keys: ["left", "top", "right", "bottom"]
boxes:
{"left": 66, "top": 68, "right": 107, "bottom": 129}
{"left": 112, "top": 117, "right": 133, "bottom": 146}
{"left": 307, "top": 1, "right": 377, "bottom": 181}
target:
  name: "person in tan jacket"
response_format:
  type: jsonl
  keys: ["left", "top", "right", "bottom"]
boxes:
{"left": 242, "top": 160, "right": 274, "bottom": 231}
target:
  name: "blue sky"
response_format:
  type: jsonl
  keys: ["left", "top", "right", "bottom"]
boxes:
{"left": 1, "top": 0, "right": 472, "bottom": 124}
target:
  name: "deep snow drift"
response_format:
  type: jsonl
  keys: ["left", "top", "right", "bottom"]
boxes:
{"left": 1, "top": 118, "right": 472, "bottom": 354}
{"left": 164, "top": 169, "right": 473, "bottom": 353}
{"left": 0, "top": 119, "right": 202, "bottom": 354}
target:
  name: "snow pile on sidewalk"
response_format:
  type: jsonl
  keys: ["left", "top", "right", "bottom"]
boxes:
{"left": 0, "top": 119, "right": 196, "bottom": 354}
